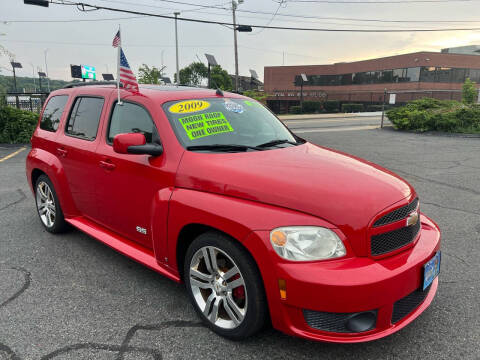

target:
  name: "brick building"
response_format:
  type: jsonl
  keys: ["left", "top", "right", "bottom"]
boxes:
{"left": 264, "top": 51, "right": 480, "bottom": 113}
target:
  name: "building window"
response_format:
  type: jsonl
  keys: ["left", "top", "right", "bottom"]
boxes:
{"left": 420, "top": 67, "right": 437, "bottom": 82}
{"left": 406, "top": 67, "right": 421, "bottom": 82}
{"left": 466, "top": 69, "right": 480, "bottom": 83}
{"left": 451, "top": 68, "right": 466, "bottom": 83}
{"left": 393, "top": 68, "right": 408, "bottom": 82}
{"left": 436, "top": 67, "right": 452, "bottom": 83}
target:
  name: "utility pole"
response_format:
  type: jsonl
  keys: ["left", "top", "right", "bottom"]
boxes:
{"left": 232, "top": 1, "right": 239, "bottom": 92}
{"left": 174, "top": 12, "right": 180, "bottom": 84}
{"left": 44, "top": 49, "right": 50, "bottom": 92}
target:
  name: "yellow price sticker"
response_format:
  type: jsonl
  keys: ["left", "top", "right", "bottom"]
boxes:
{"left": 169, "top": 100, "right": 210, "bottom": 114}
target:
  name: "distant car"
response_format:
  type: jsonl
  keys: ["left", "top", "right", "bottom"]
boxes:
{"left": 26, "top": 83, "right": 441, "bottom": 342}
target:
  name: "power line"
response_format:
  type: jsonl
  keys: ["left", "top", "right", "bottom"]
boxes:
{"left": 38, "top": 0, "right": 480, "bottom": 24}
{"left": 286, "top": 0, "right": 480, "bottom": 3}
{"left": 49, "top": 1, "right": 480, "bottom": 32}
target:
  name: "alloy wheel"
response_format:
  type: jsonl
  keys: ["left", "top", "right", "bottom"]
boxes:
{"left": 36, "top": 181, "right": 56, "bottom": 228}
{"left": 189, "top": 246, "right": 247, "bottom": 329}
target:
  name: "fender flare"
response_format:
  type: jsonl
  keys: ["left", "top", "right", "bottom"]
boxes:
{"left": 26, "top": 148, "right": 79, "bottom": 217}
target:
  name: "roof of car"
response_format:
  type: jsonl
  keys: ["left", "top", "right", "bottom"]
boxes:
{"left": 58, "top": 83, "right": 245, "bottom": 103}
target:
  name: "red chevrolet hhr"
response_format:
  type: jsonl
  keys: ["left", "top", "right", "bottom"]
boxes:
{"left": 26, "top": 83, "right": 441, "bottom": 343}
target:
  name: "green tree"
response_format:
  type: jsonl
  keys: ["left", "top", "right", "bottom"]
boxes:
{"left": 462, "top": 78, "right": 477, "bottom": 104}
{"left": 137, "top": 64, "right": 166, "bottom": 84}
{"left": 210, "top": 65, "right": 232, "bottom": 91}
{"left": 174, "top": 62, "right": 208, "bottom": 86}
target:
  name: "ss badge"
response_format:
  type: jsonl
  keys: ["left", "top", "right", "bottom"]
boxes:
{"left": 136, "top": 226, "right": 147, "bottom": 235}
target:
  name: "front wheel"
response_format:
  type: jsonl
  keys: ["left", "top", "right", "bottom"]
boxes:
{"left": 184, "top": 231, "right": 267, "bottom": 340}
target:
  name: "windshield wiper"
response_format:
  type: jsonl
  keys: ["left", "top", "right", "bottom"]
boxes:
{"left": 256, "top": 139, "right": 298, "bottom": 148}
{"left": 186, "top": 144, "right": 264, "bottom": 152}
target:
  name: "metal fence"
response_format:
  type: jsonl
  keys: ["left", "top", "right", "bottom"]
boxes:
{"left": 5, "top": 93, "right": 49, "bottom": 113}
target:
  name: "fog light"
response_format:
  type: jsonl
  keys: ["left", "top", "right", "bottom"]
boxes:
{"left": 345, "top": 311, "right": 377, "bottom": 333}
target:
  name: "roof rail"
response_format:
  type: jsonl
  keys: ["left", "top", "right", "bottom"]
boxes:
{"left": 63, "top": 81, "right": 123, "bottom": 89}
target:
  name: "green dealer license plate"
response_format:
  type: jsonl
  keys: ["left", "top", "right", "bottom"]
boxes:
{"left": 423, "top": 251, "right": 441, "bottom": 290}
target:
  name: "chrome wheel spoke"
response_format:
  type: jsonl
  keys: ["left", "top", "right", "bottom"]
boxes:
{"left": 190, "top": 278, "right": 212, "bottom": 289}
{"left": 202, "top": 248, "right": 214, "bottom": 274}
{"left": 207, "top": 297, "right": 221, "bottom": 323}
{"left": 190, "top": 268, "right": 213, "bottom": 282}
{"left": 202, "top": 293, "right": 216, "bottom": 316}
{"left": 208, "top": 247, "right": 218, "bottom": 273}
{"left": 226, "top": 277, "right": 244, "bottom": 291}
{"left": 222, "top": 265, "right": 240, "bottom": 281}
{"left": 224, "top": 293, "right": 244, "bottom": 324}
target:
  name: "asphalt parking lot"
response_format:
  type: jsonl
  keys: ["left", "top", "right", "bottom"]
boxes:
{"left": 0, "top": 119, "right": 479, "bottom": 359}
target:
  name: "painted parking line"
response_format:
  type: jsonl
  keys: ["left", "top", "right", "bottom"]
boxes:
{"left": 294, "top": 125, "right": 379, "bottom": 133}
{"left": 0, "top": 147, "right": 27, "bottom": 163}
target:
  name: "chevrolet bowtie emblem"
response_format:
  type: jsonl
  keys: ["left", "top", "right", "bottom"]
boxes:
{"left": 406, "top": 211, "right": 419, "bottom": 227}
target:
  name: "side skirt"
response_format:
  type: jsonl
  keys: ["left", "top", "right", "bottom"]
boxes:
{"left": 66, "top": 216, "right": 181, "bottom": 283}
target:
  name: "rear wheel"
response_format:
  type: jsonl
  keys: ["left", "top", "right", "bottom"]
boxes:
{"left": 184, "top": 231, "right": 267, "bottom": 340}
{"left": 35, "top": 174, "right": 68, "bottom": 233}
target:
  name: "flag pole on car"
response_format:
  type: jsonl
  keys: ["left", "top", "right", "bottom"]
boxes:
{"left": 112, "top": 25, "right": 122, "bottom": 105}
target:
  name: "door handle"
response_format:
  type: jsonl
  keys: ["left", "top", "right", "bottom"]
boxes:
{"left": 99, "top": 160, "right": 116, "bottom": 171}
{"left": 56, "top": 147, "right": 68, "bottom": 157}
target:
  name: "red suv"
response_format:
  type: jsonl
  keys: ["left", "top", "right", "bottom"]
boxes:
{"left": 26, "top": 83, "right": 441, "bottom": 343}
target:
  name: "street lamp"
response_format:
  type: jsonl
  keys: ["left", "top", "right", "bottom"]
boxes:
{"left": 44, "top": 49, "right": 50, "bottom": 92}
{"left": 38, "top": 69, "right": 46, "bottom": 92}
{"left": 10, "top": 61, "right": 22, "bottom": 92}
{"left": 29, "top": 63, "right": 36, "bottom": 91}
{"left": 205, "top": 53, "right": 218, "bottom": 89}
{"left": 231, "top": 0, "right": 252, "bottom": 92}
{"left": 174, "top": 12, "right": 180, "bottom": 84}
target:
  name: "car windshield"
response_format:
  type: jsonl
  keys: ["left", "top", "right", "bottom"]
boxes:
{"left": 162, "top": 97, "right": 298, "bottom": 151}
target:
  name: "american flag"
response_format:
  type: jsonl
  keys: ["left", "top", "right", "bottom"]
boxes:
{"left": 119, "top": 48, "right": 139, "bottom": 92}
{"left": 112, "top": 30, "right": 121, "bottom": 48}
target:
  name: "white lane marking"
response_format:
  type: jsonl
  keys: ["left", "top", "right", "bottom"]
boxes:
{"left": 0, "top": 147, "right": 27, "bottom": 163}
{"left": 294, "top": 125, "right": 379, "bottom": 133}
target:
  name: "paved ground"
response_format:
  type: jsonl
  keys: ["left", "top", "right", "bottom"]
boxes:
{"left": 0, "top": 117, "right": 479, "bottom": 359}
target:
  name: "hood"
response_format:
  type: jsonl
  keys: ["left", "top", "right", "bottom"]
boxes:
{"left": 175, "top": 143, "right": 413, "bottom": 256}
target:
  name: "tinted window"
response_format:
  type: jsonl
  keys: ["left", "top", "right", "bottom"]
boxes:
{"left": 420, "top": 67, "right": 437, "bottom": 82}
{"left": 40, "top": 95, "right": 68, "bottom": 132}
{"left": 406, "top": 67, "right": 420, "bottom": 82}
{"left": 108, "top": 102, "right": 159, "bottom": 143}
{"left": 66, "top": 97, "right": 104, "bottom": 141}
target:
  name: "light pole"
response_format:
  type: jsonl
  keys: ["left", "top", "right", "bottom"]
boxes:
{"left": 30, "top": 63, "right": 36, "bottom": 91}
{"left": 44, "top": 49, "right": 50, "bottom": 92}
{"left": 232, "top": 1, "right": 239, "bottom": 92}
{"left": 174, "top": 12, "right": 180, "bottom": 84}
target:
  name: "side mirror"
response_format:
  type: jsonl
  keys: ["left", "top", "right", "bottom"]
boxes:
{"left": 113, "top": 133, "right": 163, "bottom": 156}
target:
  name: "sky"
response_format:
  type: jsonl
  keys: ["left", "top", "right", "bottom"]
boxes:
{"left": 1, "top": 0, "right": 480, "bottom": 83}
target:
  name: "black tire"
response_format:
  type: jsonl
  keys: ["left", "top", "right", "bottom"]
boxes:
{"left": 184, "top": 231, "right": 267, "bottom": 340}
{"left": 34, "top": 174, "right": 68, "bottom": 233}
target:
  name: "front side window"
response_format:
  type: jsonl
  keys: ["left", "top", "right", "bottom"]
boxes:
{"left": 108, "top": 102, "right": 159, "bottom": 143}
{"left": 66, "top": 97, "right": 104, "bottom": 141}
{"left": 163, "top": 98, "right": 297, "bottom": 151}
{"left": 40, "top": 95, "right": 69, "bottom": 132}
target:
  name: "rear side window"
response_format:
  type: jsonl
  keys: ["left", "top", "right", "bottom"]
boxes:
{"left": 107, "top": 102, "right": 159, "bottom": 143}
{"left": 66, "top": 97, "right": 104, "bottom": 141}
{"left": 40, "top": 95, "right": 69, "bottom": 132}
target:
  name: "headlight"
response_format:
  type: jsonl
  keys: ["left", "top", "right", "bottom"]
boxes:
{"left": 270, "top": 226, "right": 346, "bottom": 261}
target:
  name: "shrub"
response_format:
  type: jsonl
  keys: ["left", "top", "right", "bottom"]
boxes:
{"left": 0, "top": 105, "right": 39, "bottom": 143}
{"left": 462, "top": 78, "right": 477, "bottom": 105}
{"left": 341, "top": 103, "right": 364, "bottom": 113}
{"left": 302, "top": 101, "right": 321, "bottom": 113}
{"left": 324, "top": 100, "right": 339, "bottom": 113}
{"left": 386, "top": 98, "right": 480, "bottom": 133}
{"left": 289, "top": 105, "right": 302, "bottom": 114}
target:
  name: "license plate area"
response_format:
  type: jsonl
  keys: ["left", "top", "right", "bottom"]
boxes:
{"left": 423, "top": 251, "right": 441, "bottom": 290}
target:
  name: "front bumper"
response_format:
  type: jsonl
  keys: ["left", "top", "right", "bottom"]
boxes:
{"left": 245, "top": 214, "right": 441, "bottom": 343}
